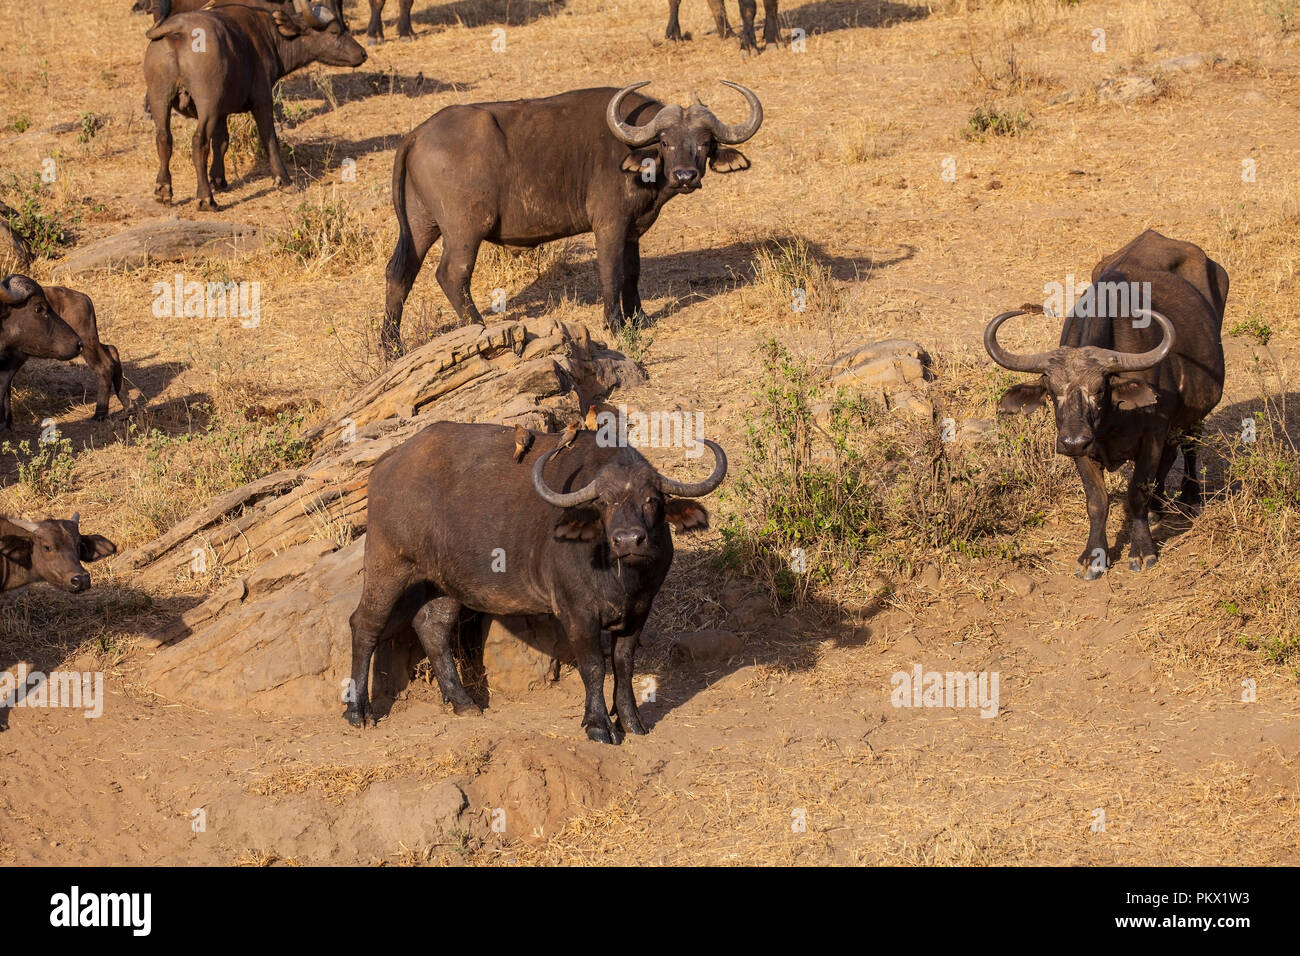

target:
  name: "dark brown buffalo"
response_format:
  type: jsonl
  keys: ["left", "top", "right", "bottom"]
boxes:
{"left": 0, "top": 287, "right": 131, "bottom": 428}
{"left": 382, "top": 81, "right": 763, "bottom": 355}
{"left": 987, "top": 230, "right": 1228, "bottom": 579}
{"left": 666, "top": 0, "right": 780, "bottom": 53}
{"left": 135, "top": 0, "right": 346, "bottom": 25}
{"left": 362, "top": 0, "right": 414, "bottom": 44}
{"left": 0, "top": 276, "right": 82, "bottom": 432}
{"left": 0, "top": 514, "right": 116, "bottom": 594}
{"left": 144, "top": 0, "right": 366, "bottom": 210}
{"left": 346, "top": 421, "right": 726, "bottom": 743}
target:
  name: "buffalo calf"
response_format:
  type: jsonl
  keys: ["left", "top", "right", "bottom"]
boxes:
{"left": 0, "top": 514, "right": 116, "bottom": 594}
{"left": 347, "top": 421, "right": 726, "bottom": 743}
{"left": 0, "top": 275, "right": 82, "bottom": 431}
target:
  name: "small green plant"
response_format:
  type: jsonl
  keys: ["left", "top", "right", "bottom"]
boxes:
{"left": 1228, "top": 316, "right": 1272, "bottom": 345}
{"left": 275, "top": 194, "right": 370, "bottom": 268}
{"left": 5, "top": 114, "right": 31, "bottom": 133}
{"left": 617, "top": 320, "right": 657, "bottom": 365}
{"left": 2, "top": 438, "right": 77, "bottom": 499}
{"left": 77, "top": 112, "right": 105, "bottom": 144}
{"left": 1, "top": 178, "right": 76, "bottom": 259}
{"left": 965, "top": 106, "right": 1030, "bottom": 139}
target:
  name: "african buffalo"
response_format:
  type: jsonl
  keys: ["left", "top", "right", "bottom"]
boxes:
{"left": 346, "top": 421, "right": 726, "bottom": 743}
{"left": 0, "top": 276, "right": 82, "bottom": 432}
{"left": 144, "top": 0, "right": 366, "bottom": 210}
{"left": 362, "top": 0, "right": 414, "bottom": 44}
{"left": 382, "top": 81, "right": 763, "bottom": 355}
{"left": 0, "top": 514, "right": 116, "bottom": 594}
{"left": 0, "top": 287, "right": 131, "bottom": 429}
{"left": 666, "top": 0, "right": 781, "bottom": 53}
{"left": 135, "top": 0, "right": 347, "bottom": 25}
{"left": 986, "top": 230, "right": 1228, "bottom": 579}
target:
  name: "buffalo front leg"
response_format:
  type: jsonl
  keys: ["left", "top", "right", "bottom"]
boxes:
{"left": 1074, "top": 455, "right": 1111, "bottom": 580}
{"left": 621, "top": 239, "right": 643, "bottom": 325}
{"left": 594, "top": 223, "right": 629, "bottom": 335}
{"left": 666, "top": 0, "right": 684, "bottom": 39}
{"left": 1127, "top": 435, "right": 1164, "bottom": 572}
{"left": 0, "top": 359, "right": 23, "bottom": 431}
{"left": 1178, "top": 429, "right": 1204, "bottom": 508}
{"left": 251, "top": 98, "right": 292, "bottom": 190}
{"left": 209, "top": 115, "right": 230, "bottom": 192}
{"left": 611, "top": 626, "right": 648, "bottom": 737}
{"left": 366, "top": 0, "right": 385, "bottom": 44}
{"left": 705, "top": 0, "right": 732, "bottom": 37}
{"left": 557, "top": 608, "right": 621, "bottom": 744}
{"left": 83, "top": 344, "right": 119, "bottom": 421}
{"left": 737, "top": 0, "right": 760, "bottom": 52}
{"left": 345, "top": 568, "right": 410, "bottom": 727}
{"left": 396, "top": 0, "right": 414, "bottom": 39}
{"left": 411, "top": 596, "right": 481, "bottom": 715}
{"left": 762, "top": 0, "right": 781, "bottom": 44}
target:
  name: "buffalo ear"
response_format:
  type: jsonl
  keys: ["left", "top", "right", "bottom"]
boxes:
{"left": 997, "top": 383, "right": 1049, "bottom": 415}
{"left": 620, "top": 149, "right": 659, "bottom": 176}
{"left": 0, "top": 535, "right": 32, "bottom": 568}
{"left": 79, "top": 534, "right": 117, "bottom": 563}
{"left": 1111, "top": 378, "right": 1159, "bottom": 410}
{"left": 272, "top": 11, "right": 302, "bottom": 36}
{"left": 554, "top": 507, "right": 604, "bottom": 542}
{"left": 665, "top": 499, "right": 709, "bottom": 532}
{"left": 709, "top": 147, "right": 750, "bottom": 173}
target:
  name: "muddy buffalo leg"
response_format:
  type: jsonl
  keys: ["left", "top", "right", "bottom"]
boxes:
{"left": 1126, "top": 434, "right": 1164, "bottom": 571}
{"left": 1075, "top": 455, "right": 1111, "bottom": 579}
{"left": 411, "top": 595, "right": 481, "bottom": 716}
{"left": 558, "top": 606, "right": 621, "bottom": 744}
{"left": 611, "top": 624, "right": 648, "bottom": 736}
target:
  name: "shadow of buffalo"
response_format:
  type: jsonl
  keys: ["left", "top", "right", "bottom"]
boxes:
{"left": 783, "top": 0, "right": 931, "bottom": 34}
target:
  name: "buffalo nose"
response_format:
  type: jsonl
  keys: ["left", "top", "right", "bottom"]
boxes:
{"left": 69, "top": 573, "right": 90, "bottom": 592}
{"left": 673, "top": 169, "right": 699, "bottom": 185}
{"left": 74, "top": 338, "right": 84, "bottom": 355}
{"left": 1059, "top": 434, "right": 1090, "bottom": 454}
{"left": 612, "top": 529, "right": 648, "bottom": 552}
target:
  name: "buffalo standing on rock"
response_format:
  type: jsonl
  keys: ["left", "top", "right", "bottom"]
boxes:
{"left": 987, "top": 230, "right": 1228, "bottom": 579}
{"left": 346, "top": 421, "right": 727, "bottom": 744}
{"left": 381, "top": 81, "right": 764, "bottom": 355}
{"left": 143, "top": 0, "right": 366, "bottom": 210}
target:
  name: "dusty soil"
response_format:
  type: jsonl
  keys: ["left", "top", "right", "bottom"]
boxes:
{"left": 1, "top": 0, "right": 1298, "bottom": 864}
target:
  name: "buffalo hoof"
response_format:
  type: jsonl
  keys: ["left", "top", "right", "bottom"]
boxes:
{"left": 585, "top": 719, "right": 623, "bottom": 745}
{"left": 614, "top": 710, "right": 648, "bottom": 736}
{"left": 154, "top": 185, "right": 172, "bottom": 204}
{"left": 1129, "top": 553, "right": 1158, "bottom": 572}
{"left": 366, "top": 36, "right": 382, "bottom": 46}
{"left": 197, "top": 197, "right": 220, "bottom": 212}
{"left": 399, "top": 34, "right": 414, "bottom": 42}
{"left": 92, "top": 409, "right": 109, "bottom": 422}
{"left": 451, "top": 700, "right": 482, "bottom": 717}
{"left": 211, "top": 177, "right": 229, "bottom": 192}
{"left": 1075, "top": 563, "right": 1106, "bottom": 581}
{"left": 344, "top": 705, "right": 371, "bottom": 728}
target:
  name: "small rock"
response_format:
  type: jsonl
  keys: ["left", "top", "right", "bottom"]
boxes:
{"left": 671, "top": 629, "right": 743, "bottom": 663}
{"left": 890, "top": 387, "right": 932, "bottom": 418}
{"left": 956, "top": 417, "right": 995, "bottom": 444}
{"left": 915, "top": 564, "right": 941, "bottom": 589}
{"left": 1005, "top": 572, "right": 1034, "bottom": 596}
{"left": 1097, "top": 76, "right": 1158, "bottom": 105}
{"left": 1153, "top": 53, "right": 1215, "bottom": 72}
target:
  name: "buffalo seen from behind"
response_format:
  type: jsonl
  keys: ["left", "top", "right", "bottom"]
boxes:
{"left": 0, "top": 514, "right": 117, "bottom": 594}
{"left": 347, "top": 421, "right": 726, "bottom": 744}
{"left": 144, "top": 0, "right": 366, "bottom": 210}
{"left": 986, "top": 230, "right": 1228, "bottom": 580}
{"left": 382, "top": 80, "right": 763, "bottom": 355}
{"left": 666, "top": 0, "right": 781, "bottom": 53}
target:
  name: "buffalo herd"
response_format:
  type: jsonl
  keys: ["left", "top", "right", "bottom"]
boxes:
{"left": 0, "top": 2, "right": 1235, "bottom": 743}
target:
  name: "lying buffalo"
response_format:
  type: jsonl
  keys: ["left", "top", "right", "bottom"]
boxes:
{"left": 382, "top": 81, "right": 763, "bottom": 355}
{"left": 0, "top": 514, "right": 116, "bottom": 594}
{"left": 0, "top": 276, "right": 82, "bottom": 431}
{"left": 0, "top": 286, "right": 131, "bottom": 428}
{"left": 346, "top": 421, "right": 726, "bottom": 743}
{"left": 986, "top": 230, "right": 1228, "bottom": 579}
{"left": 144, "top": 0, "right": 365, "bottom": 210}
{"left": 666, "top": 0, "right": 781, "bottom": 53}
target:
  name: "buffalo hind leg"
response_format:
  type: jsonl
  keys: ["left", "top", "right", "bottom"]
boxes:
{"left": 666, "top": 0, "right": 684, "bottom": 39}
{"left": 621, "top": 239, "right": 643, "bottom": 325}
{"left": 737, "top": 0, "right": 760, "bottom": 52}
{"left": 382, "top": 216, "right": 441, "bottom": 357}
{"left": 366, "top": 0, "right": 385, "bottom": 44}
{"left": 705, "top": 0, "right": 732, "bottom": 37}
{"left": 192, "top": 113, "right": 219, "bottom": 211}
{"left": 558, "top": 607, "right": 621, "bottom": 744}
{"left": 1178, "top": 428, "right": 1204, "bottom": 508}
{"left": 346, "top": 563, "right": 412, "bottom": 727}
{"left": 762, "top": 0, "right": 781, "bottom": 45}
{"left": 1149, "top": 443, "right": 1178, "bottom": 514}
{"left": 1075, "top": 455, "right": 1111, "bottom": 580}
{"left": 611, "top": 625, "right": 648, "bottom": 736}
{"left": 1127, "top": 435, "right": 1164, "bottom": 572}
{"left": 0, "top": 357, "right": 24, "bottom": 431}
{"left": 411, "top": 595, "right": 481, "bottom": 716}
{"left": 434, "top": 234, "right": 486, "bottom": 327}
{"left": 397, "top": 0, "right": 414, "bottom": 39}
{"left": 150, "top": 92, "right": 174, "bottom": 204}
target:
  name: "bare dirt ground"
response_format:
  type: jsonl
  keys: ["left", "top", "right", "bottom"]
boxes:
{"left": 1, "top": 0, "right": 1298, "bottom": 864}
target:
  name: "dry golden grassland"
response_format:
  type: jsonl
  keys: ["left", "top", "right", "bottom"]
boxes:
{"left": 0, "top": 0, "right": 1297, "bottom": 865}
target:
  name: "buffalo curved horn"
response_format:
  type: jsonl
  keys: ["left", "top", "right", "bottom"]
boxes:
{"left": 1099, "top": 308, "right": 1175, "bottom": 372}
{"left": 606, "top": 82, "right": 676, "bottom": 147}
{"left": 7, "top": 515, "right": 41, "bottom": 534}
{"left": 531, "top": 446, "right": 601, "bottom": 509}
{"left": 705, "top": 81, "right": 763, "bottom": 144}
{"left": 656, "top": 440, "right": 727, "bottom": 498}
{"left": 71, "top": 511, "right": 80, "bottom": 527}
{"left": 984, "top": 310, "right": 1056, "bottom": 374}
{"left": 294, "top": 0, "right": 328, "bottom": 29}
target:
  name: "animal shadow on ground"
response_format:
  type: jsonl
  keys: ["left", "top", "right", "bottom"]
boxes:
{"left": 277, "top": 70, "right": 466, "bottom": 120}
{"left": 504, "top": 236, "right": 917, "bottom": 323}
{"left": 409, "top": 0, "right": 566, "bottom": 31}
{"left": 784, "top": 0, "right": 931, "bottom": 34}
